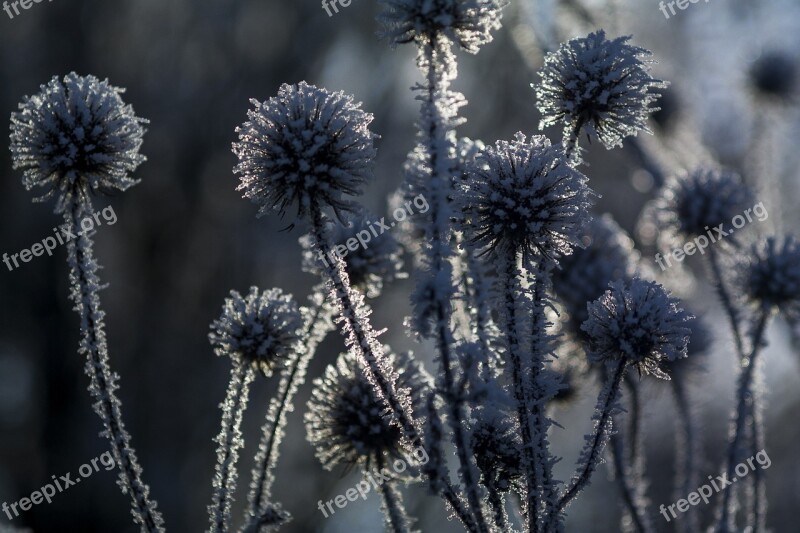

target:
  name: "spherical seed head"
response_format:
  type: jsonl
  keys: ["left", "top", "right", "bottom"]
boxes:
{"left": 536, "top": 30, "right": 667, "bottom": 150}
{"left": 233, "top": 82, "right": 377, "bottom": 224}
{"left": 740, "top": 236, "right": 800, "bottom": 320}
{"left": 650, "top": 168, "right": 754, "bottom": 247}
{"left": 457, "top": 132, "right": 593, "bottom": 264}
{"left": 581, "top": 278, "right": 692, "bottom": 379}
{"left": 305, "top": 350, "right": 429, "bottom": 472}
{"left": 553, "top": 214, "right": 639, "bottom": 329}
{"left": 9, "top": 72, "right": 147, "bottom": 213}
{"left": 378, "top": 0, "right": 506, "bottom": 53}
{"left": 209, "top": 287, "right": 303, "bottom": 376}
{"left": 300, "top": 212, "right": 406, "bottom": 298}
{"left": 471, "top": 407, "right": 522, "bottom": 491}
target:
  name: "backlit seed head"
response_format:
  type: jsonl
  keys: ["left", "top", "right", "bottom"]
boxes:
{"left": 10, "top": 72, "right": 147, "bottom": 213}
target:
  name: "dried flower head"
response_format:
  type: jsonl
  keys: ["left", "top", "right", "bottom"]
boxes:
{"left": 458, "top": 132, "right": 593, "bottom": 264}
{"left": 470, "top": 406, "right": 522, "bottom": 491}
{"left": 581, "top": 278, "right": 692, "bottom": 379}
{"left": 378, "top": 0, "right": 506, "bottom": 53}
{"left": 740, "top": 236, "right": 800, "bottom": 320}
{"left": 9, "top": 72, "right": 147, "bottom": 213}
{"left": 300, "top": 212, "right": 406, "bottom": 298}
{"left": 535, "top": 30, "right": 666, "bottom": 152}
{"left": 305, "top": 350, "right": 429, "bottom": 472}
{"left": 649, "top": 168, "right": 754, "bottom": 247}
{"left": 553, "top": 214, "right": 639, "bottom": 329}
{"left": 233, "top": 82, "right": 377, "bottom": 224}
{"left": 209, "top": 287, "right": 303, "bottom": 376}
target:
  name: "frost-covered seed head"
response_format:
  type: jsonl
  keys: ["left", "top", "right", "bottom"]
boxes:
{"left": 9, "top": 72, "right": 147, "bottom": 213}
{"left": 740, "top": 236, "right": 800, "bottom": 320}
{"left": 651, "top": 168, "right": 754, "bottom": 246}
{"left": 458, "top": 132, "right": 593, "bottom": 264}
{"left": 300, "top": 212, "right": 406, "bottom": 298}
{"left": 378, "top": 0, "right": 506, "bottom": 53}
{"left": 536, "top": 30, "right": 666, "bottom": 151}
{"left": 305, "top": 350, "right": 429, "bottom": 472}
{"left": 233, "top": 82, "right": 377, "bottom": 224}
{"left": 581, "top": 278, "right": 692, "bottom": 379}
{"left": 553, "top": 214, "right": 639, "bottom": 329}
{"left": 471, "top": 407, "right": 522, "bottom": 491}
{"left": 209, "top": 287, "right": 303, "bottom": 376}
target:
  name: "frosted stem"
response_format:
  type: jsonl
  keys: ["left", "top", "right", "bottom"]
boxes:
{"left": 715, "top": 311, "right": 768, "bottom": 532}
{"left": 66, "top": 201, "right": 164, "bottom": 532}
{"left": 209, "top": 364, "right": 255, "bottom": 533}
{"left": 377, "top": 456, "right": 414, "bottom": 533}
{"left": 242, "top": 294, "right": 334, "bottom": 530}
{"left": 671, "top": 377, "right": 700, "bottom": 533}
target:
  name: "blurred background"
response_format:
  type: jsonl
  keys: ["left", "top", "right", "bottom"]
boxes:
{"left": 0, "top": 0, "right": 798, "bottom": 531}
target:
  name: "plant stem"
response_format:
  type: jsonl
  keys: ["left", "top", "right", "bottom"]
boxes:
{"left": 552, "top": 359, "right": 627, "bottom": 523}
{"left": 209, "top": 364, "right": 255, "bottom": 533}
{"left": 671, "top": 376, "right": 700, "bottom": 533}
{"left": 66, "top": 201, "right": 164, "bottom": 532}
{"left": 377, "top": 456, "right": 413, "bottom": 533}
{"left": 715, "top": 311, "right": 769, "bottom": 532}
{"left": 244, "top": 295, "right": 334, "bottom": 528}
{"left": 708, "top": 247, "right": 744, "bottom": 358}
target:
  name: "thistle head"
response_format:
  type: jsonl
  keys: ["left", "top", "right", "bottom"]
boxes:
{"left": 471, "top": 405, "right": 522, "bottom": 492}
{"left": 300, "top": 211, "right": 406, "bottom": 298}
{"left": 457, "top": 132, "right": 593, "bottom": 265}
{"left": 9, "top": 72, "right": 147, "bottom": 213}
{"left": 209, "top": 287, "right": 303, "bottom": 376}
{"left": 305, "top": 350, "right": 430, "bottom": 472}
{"left": 233, "top": 82, "right": 377, "bottom": 225}
{"left": 740, "top": 236, "right": 800, "bottom": 320}
{"left": 581, "top": 278, "right": 692, "bottom": 379}
{"left": 552, "top": 214, "right": 639, "bottom": 330}
{"left": 536, "top": 30, "right": 666, "bottom": 153}
{"left": 650, "top": 168, "right": 755, "bottom": 247}
{"left": 378, "top": 0, "right": 506, "bottom": 53}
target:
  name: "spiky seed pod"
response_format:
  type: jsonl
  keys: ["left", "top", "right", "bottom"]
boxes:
{"left": 535, "top": 30, "right": 666, "bottom": 154}
{"left": 233, "top": 82, "right": 377, "bottom": 224}
{"left": 648, "top": 168, "right": 755, "bottom": 249}
{"left": 740, "top": 236, "right": 800, "bottom": 320}
{"left": 300, "top": 212, "right": 406, "bottom": 298}
{"left": 457, "top": 132, "right": 593, "bottom": 265}
{"left": 581, "top": 278, "right": 692, "bottom": 379}
{"left": 552, "top": 214, "right": 639, "bottom": 331}
{"left": 470, "top": 407, "right": 523, "bottom": 492}
{"left": 305, "top": 350, "right": 430, "bottom": 472}
{"left": 9, "top": 72, "right": 147, "bottom": 213}
{"left": 378, "top": 0, "right": 506, "bottom": 53}
{"left": 209, "top": 287, "right": 303, "bottom": 377}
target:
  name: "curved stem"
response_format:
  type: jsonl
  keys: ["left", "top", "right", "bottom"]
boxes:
{"left": 66, "top": 201, "right": 164, "bottom": 532}
{"left": 309, "top": 209, "right": 477, "bottom": 533}
{"left": 610, "top": 432, "right": 653, "bottom": 533}
{"left": 708, "top": 248, "right": 744, "bottom": 358}
{"left": 553, "top": 359, "right": 627, "bottom": 522}
{"left": 244, "top": 296, "right": 334, "bottom": 528}
{"left": 715, "top": 311, "right": 769, "bottom": 532}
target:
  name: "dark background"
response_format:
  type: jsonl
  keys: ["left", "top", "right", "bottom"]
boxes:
{"left": 0, "top": 0, "right": 798, "bottom": 531}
